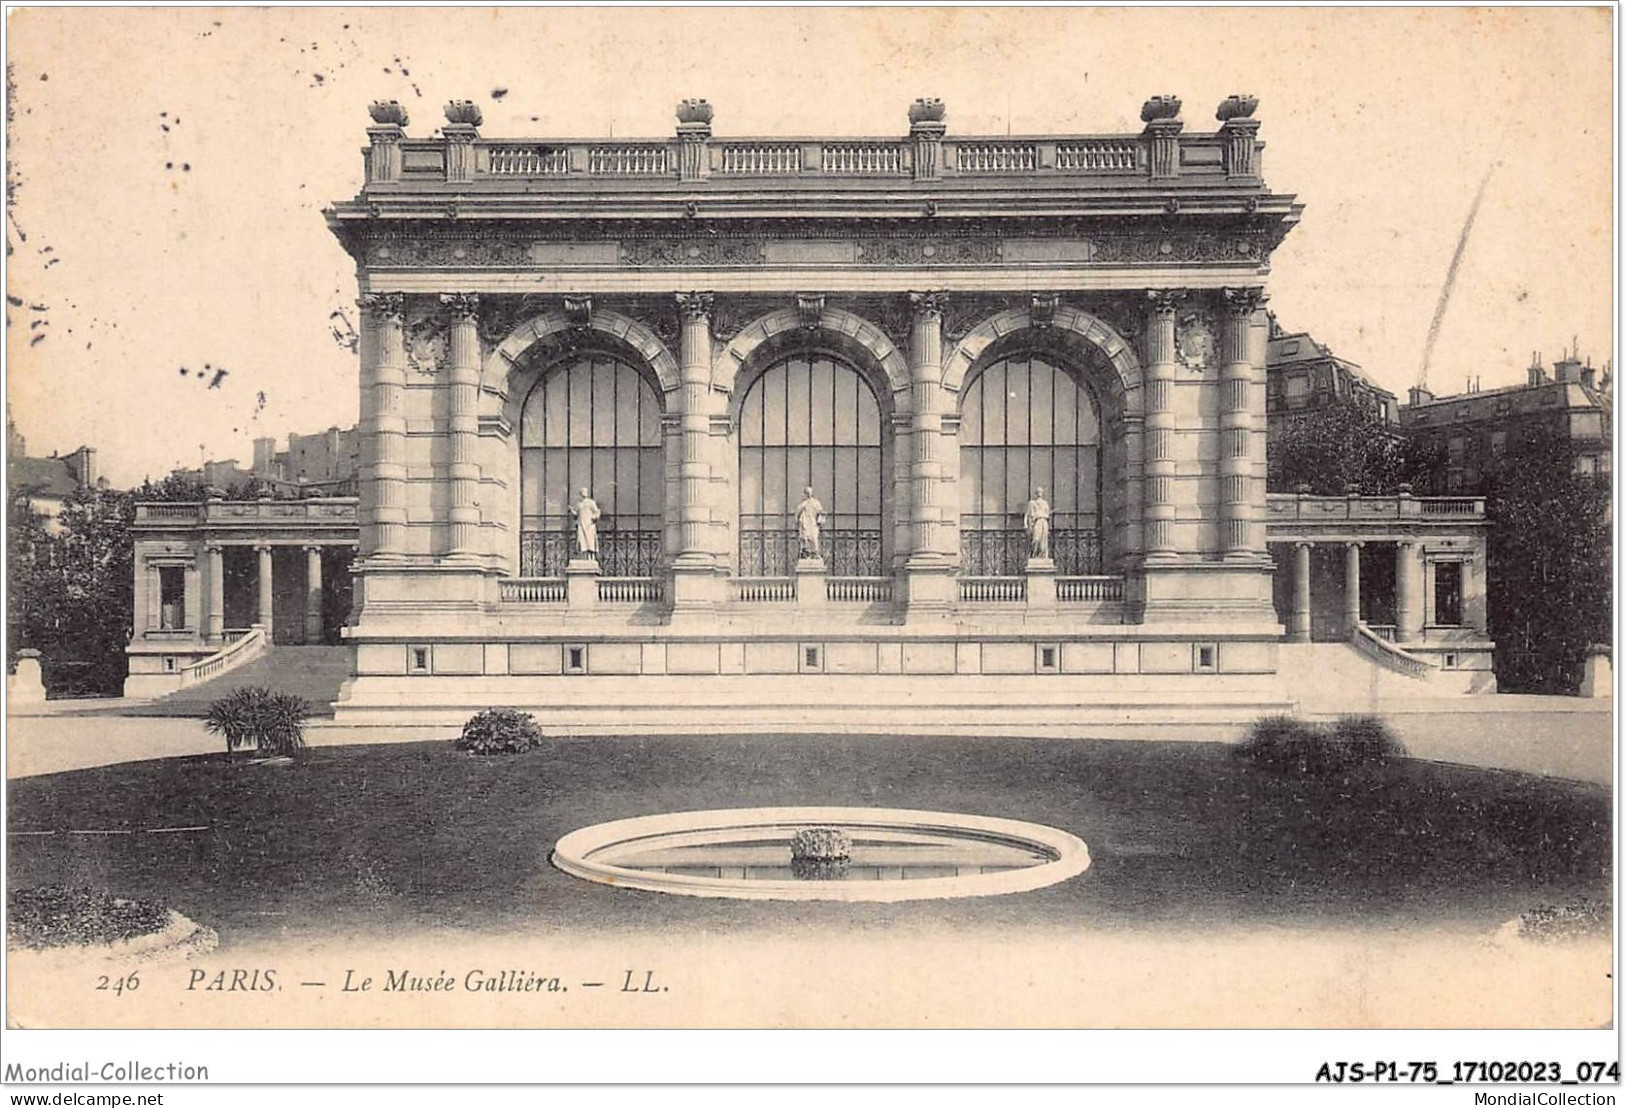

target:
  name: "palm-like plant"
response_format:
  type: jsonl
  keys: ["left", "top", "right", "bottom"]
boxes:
{"left": 205, "top": 687, "right": 310, "bottom": 759}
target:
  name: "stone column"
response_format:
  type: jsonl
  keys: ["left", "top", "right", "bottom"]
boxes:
{"left": 671, "top": 293, "right": 719, "bottom": 612}
{"left": 1220, "top": 288, "right": 1267, "bottom": 560}
{"left": 1143, "top": 290, "right": 1182, "bottom": 562}
{"left": 903, "top": 291, "right": 955, "bottom": 615}
{"left": 359, "top": 293, "right": 408, "bottom": 561}
{"left": 1289, "top": 542, "right": 1312, "bottom": 642}
{"left": 442, "top": 293, "right": 482, "bottom": 561}
{"left": 1343, "top": 541, "right": 1362, "bottom": 636}
{"left": 304, "top": 546, "right": 324, "bottom": 644}
{"left": 256, "top": 544, "right": 275, "bottom": 639}
{"left": 205, "top": 544, "right": 225, "bottom": 642}
{"left": 1395, "top": 540, "right": 1421, "bottom": 643}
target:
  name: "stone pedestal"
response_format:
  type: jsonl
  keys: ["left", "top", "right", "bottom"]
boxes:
{"left": 565, "top": 558, "right": 600, "bottom": 610}
{"left": 669, "top": 557, "right": 723, "bottom": 618}
{"left": 10, "top": 649, "right": 45, "bottom": 705}
{"left": 1580, "top": 646, "right": 1612, "bottom": 699}
{"left": 903, "top": 560, "right": 955, "bottom": 620}
{"left": 1025, "top": 556, "right": 1056, "bottom": 611}
{"left": 795, "top": 557, "right": 827, "bottom": 612}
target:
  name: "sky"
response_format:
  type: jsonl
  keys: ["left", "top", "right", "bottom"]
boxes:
{"left": 5, "top": 5, "right": 1615, "bottom": 488}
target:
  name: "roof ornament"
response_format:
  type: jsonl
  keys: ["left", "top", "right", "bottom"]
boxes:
{"left": 1140, "top": 95, "right": 1182, "bottom": 123}
{"left": 444, "top": 100, "right": 483, "bottom": 128}
{"left": 1216, "top": 94, "right": 1258, "bottom": 122}
{"left": 676, "top": 99, "right": 714, "bottom": 126}
{"left": 368, "top": 100, "right": 408, "bottom": 127}
{"left": 908, "top": 98, "right": 946, "bottom": 125}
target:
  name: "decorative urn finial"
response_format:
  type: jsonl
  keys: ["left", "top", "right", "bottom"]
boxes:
{"left": 908, "top": 97, "right": 946, "bottom": 125}
{"left": 1140, "top": 94, "right": 1182, "bottom": 123}
{"left": 1216, "top": 94, "right": 1259, "bottom": 122}
{"left": 368, "top": 100, "right": 408, "bottom": 127}
{"left": 443, "top": 100, "right": 483, "bottom": 128}
{"left": 676, "top": 98, "right": 714, "bottom": 125}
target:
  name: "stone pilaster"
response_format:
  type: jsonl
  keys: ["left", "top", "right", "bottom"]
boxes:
{"left": 441, "top": 293, "right": 482, "bottom": 561}
{"left": 1221, "top": 117, "right": 1262, "bottom": 180}
{"left": 1143, "top": 289, "right": 1181, "bottom": 563}
{"left": 904, "top": 290, "right": 955, "bottom": 616}
{"left": 359, "top": 293, "right": 407, "bottom": 561}
{"left": 367, "top": 125, "right": 404, "bottom": 184}
{"left": 205, "top": 544, "right": 225, "bottom": 642}
{"left": 909, "top": 100, "right": 946, "bottom": 182}
{"left": 1144, "top": 119, "right": 1183, "bottom": 180}
{"left": 671, "top": 292, "right": 721, "bottom": 612}
{"left": 1220, "top": 287, "right": 1267, "bottom": 560}
{"left": 304, "top": 545, "right": 324, "bottom": 643}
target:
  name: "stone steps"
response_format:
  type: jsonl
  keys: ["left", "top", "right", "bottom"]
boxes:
{"left": 133, "top": 647, "right": 354, "bottom": 717}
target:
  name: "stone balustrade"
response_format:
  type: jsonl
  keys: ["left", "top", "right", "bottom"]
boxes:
{"left": 134, "top": 498, "right": 359, "bottom": 527}
{"left": 1265, "top": 493, "right": 1485, "bottom": 522}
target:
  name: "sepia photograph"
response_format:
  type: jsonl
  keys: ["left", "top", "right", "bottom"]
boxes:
{"left": 1, "top": 2, "right": 1616, "bottom": 1089}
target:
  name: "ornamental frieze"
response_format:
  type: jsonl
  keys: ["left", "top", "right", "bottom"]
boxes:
{"left": 855, "top": 239, "right": 1000, "bottom": 266}
{"left": 366, "top": 237, "right": 532, "bottom": 267}
{"left": 620, "top": 239, "right": 766, "bottom": 266}
{"left": 1090, "top": 231, "right": 1270, "bottom": 264}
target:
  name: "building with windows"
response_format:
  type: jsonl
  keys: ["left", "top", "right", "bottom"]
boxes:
{"left": 6, "top": 406, "right": 103, "bottom": 532}
{"left": 1265, "top": 320, "right": 1399, "bottom": 436}
{"left": 225, "top": 93, "right": 1493, "bottom": 727}
{"left": 1400, "top": 351, "right": 1612, "bottom": 493}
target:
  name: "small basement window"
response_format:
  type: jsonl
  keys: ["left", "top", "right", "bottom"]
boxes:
{"left": 1039, "top": 645, "right": 1059, "bottom": 672}
{"left": 566, "top": 646, "right": 587, "bottom": 674}
{"left": 1194, "top": 643, "right": 1218, "bottom": 673}
{"left": 408, "top": 646, "right": 431, "bottom": 675}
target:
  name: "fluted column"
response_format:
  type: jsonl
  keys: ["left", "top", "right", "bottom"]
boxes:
{"left": 304, "top": 546, "right": 324, "bottom": 644}
{"left": 907, "top": 291, "right": 949, "bottom": 566}
{"left": 1220, "top": 288, "right": 1267, "bottom": 560}
{"left": 1143, "top": 290, "right": 1182, "bottom": 562}
{"left": 359, "top": 293, "right": 407, "bottom": 560}
{"left": 442, "top": 293, "right": 482, "bottom": 560}
{"left": 256, "top": 544, "right": 275, "bottom": 640}
{"left": 1290, "top": 542, "right": 1312, "bottom": 642}
{"left": 1344, "top": 541, "right": 1362, "bottom": 636}
{"left": 671, "top": 294, "right": 720, "bottom": 614}
{"left": 205, "top": 544, "right": 225, "bottom": 642}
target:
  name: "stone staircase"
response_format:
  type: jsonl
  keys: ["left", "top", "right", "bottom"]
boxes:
{"left": 132, "top": 646, "right": 354, "bottom": 717}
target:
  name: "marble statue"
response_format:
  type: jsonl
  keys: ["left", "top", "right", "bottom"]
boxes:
{"left": 795, "top": 487, "right": 825, "bottom": 559}
{"left": 1024, "top": 487, "right": 1052, "bottom": 559}
{"left": 572, "top": 488, "right": 601, "bottom": 557}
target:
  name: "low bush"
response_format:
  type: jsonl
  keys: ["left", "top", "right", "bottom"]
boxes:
{"left": 455, "top": 708, "right": 543, "bottom": 756}
{"left": 7, "top": 885, "right": 172, "bottom": 950}
{"left": 1234, "top": 713, "right": 1406, "bottom": 775}
{"left": 204, "top": 686, "right": 311, "bottom": 758}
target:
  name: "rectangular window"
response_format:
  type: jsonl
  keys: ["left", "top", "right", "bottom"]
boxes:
{"left": 1038, "top": 645, "right": 1059, "bottom": 673}
{"left": 566, "top": 646, "right": 587, "bottom": 674}
{"left": 409, "top": 646, "right": 431, "bottom": 674}
{"left": 1194, "top": 643, "right": 1218, "bottom": 673}
{"left": 1433, "top": 563, "right": 1462, "bottom": 626}
{"left": 158, "top": 566, "right": 185, "bottom": 630}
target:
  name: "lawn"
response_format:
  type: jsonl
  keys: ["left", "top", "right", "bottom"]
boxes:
{"left": 5, "top": 734, "right": 1611, "bottom": 949}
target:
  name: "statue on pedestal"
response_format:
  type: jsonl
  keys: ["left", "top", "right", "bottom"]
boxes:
{"left": 572, "top": 488, "right": 601, "bottom": 559}
{"left": 1024, "top": 487, "right": 1052, "bottom": 560}
{"left": 795, "top": 486, "right": 825, "bottom": 560}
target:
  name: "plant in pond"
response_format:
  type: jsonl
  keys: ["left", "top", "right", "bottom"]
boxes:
{"left": 789, "top": 826, "right": 852, "bottom": 881}
{"left": 455, "top": 708, "right": 543, "bottom": 755}
{"left": 203, "top": 686, "right": 310, "bottom": 758}
{"left": 7, "top": 885, "right": 172, "bottom": 950}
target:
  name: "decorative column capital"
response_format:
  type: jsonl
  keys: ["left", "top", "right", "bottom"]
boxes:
{"left": 1029, "top": 292, "right": 1060, "bottom": 329}
{"left": 795, "top": 293, "right": 825, "bottom": 331}
{"left": 303, "top": 543, "right": 324, "bottom": 555}
{"left": 563, "top": 295, "right": 592, "bottom": 327}
{"left": 908, "top": 290, "right": 949, "bottom": 320}
{"left": 1146, "top": 288, "right": 1184, "bottom": 317}
{"left": 1221, "top": 286, "right": 1269, "bottom": 317}
{"left": 439, "top": 292, "right": 480, "bottom": 320}
{"left": 203, "top": 542, "right": 224, "bottom": 555}
{"left": 676, "top": 292, "right": 714, "bottom": 321}
{"left": 358, "top": 292, "right": 406, "bottom": 323}
{"left": 253, "top": 542, "right": 274, "bottom": 555}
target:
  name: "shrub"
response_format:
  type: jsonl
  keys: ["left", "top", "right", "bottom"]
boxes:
{"left": 1234, "top": 713, "right": 1406, "bottom": 775}
{"left": 7, "top": 885, "right": 172, "bottom": 950}
{"left": 455, "top": 708, "right": 543, "bottom": 755}
{"left": 204, "top": 686, "right": 311, "bottom": 758}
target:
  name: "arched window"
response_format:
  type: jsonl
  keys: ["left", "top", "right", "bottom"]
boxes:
{"left": 519, "top": 355, "right": 664, "bottom": 577}
{"left": 738, "top": 353, "right": 883, "bottom": 576}
{"left": 959, "top": 354, "right": 1102, "bottom": 575}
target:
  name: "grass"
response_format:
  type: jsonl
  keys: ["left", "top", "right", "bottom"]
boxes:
{"left": 5, "top": 734, "right": 1611, "bottom": 948}
{"left": 7, "top": 885, "right": 172, "bottom": 950}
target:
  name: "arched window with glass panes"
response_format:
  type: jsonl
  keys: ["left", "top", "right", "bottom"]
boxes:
{"left": 738, "top": 353, "right": 885, "bottom": 577}
{"left": 518, "top": 355, "right": 665, "bottom": 578}
{"left": 959, "top": 353, "right": 1103, "bottom": 576}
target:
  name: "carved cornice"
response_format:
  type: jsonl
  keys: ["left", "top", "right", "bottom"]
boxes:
{"left": 625, "top": 240, "right": 764, "bottom": 266}
{"left": 859, "top": 239, "right": 999, "bottom": 266}
{"left": 357, "top": 292, "right": 406, "bottom": 323}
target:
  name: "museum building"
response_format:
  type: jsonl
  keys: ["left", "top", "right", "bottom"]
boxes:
{"left": 138, "top": 94, "right": 1489, "bottom": 726}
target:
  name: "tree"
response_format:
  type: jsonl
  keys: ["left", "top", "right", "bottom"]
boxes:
{"left": 1483, "top": 424, "right": 1611, "bottom": 694}
{"left": 8, "top": 484, "right": 135, "bottom": 696}
{"left": 1269, "top": 405, "right": 1439, "bottom": 495}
